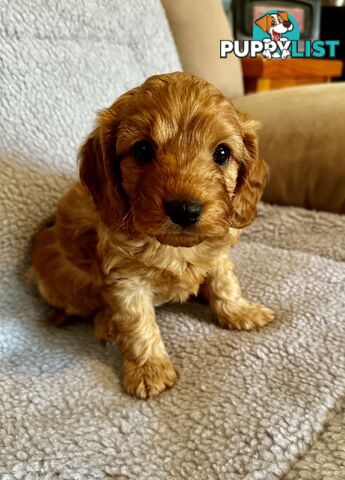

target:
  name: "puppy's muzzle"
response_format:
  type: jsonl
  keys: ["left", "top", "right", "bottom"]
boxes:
{"left": 164, "top": 199, "right": 202, "bottom": 228}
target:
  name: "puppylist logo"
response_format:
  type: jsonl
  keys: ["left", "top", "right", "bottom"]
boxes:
{"left": 253, "top": 10, "right": 299, "bottom": 59}
{"left": 221, "top": 10, "right": 340, "bottom": 60}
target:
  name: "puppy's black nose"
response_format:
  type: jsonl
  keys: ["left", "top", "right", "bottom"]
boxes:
{"left": 164, "top": 199, "right": 202, "bottom": 228}
{"left": 283, "top": 21, "right": 291, "bottom": 28}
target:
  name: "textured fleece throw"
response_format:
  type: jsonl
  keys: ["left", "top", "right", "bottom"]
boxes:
{"left": 1, "top": 0, "right": 345, "bottom": 478}
{"left": 1, "top": 204, "right": 345, "bottom": 480}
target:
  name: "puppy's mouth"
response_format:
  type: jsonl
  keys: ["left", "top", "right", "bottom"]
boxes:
{"left": 273, "top": 31, "right": 281, "bottom": 41}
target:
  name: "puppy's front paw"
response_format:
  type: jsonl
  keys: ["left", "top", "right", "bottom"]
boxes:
{"left": 123, "top": 356, "right": 177, "bottom": 399}
{"left": 218, "top": 301, "right": 275, "bottom": 331}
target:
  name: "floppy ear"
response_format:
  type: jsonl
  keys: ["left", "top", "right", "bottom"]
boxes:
{"left": 78, "top": 118, "right": 127, "bottom": 222}
{"left": 229, "top": 114, "right": 269, "bottom": 229}
{"left": 255, "top": 14, "right": 270, "bottom": 32}
{"left": 278, "top": 11, "right": 289, "bottom": 22}
{"left": 79, "top": 128, "right": 105, "bottom": 208}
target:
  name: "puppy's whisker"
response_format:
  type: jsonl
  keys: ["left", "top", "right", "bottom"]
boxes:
{"left": 107, "top": 212, "right": 131, "bottom": 232}
{"left": 106, "top": 199, "right": 142, "bottom": 234}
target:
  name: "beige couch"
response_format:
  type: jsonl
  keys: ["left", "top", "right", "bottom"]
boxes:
{"left": 162, "top": 0, "right": 345, "bottom": 214}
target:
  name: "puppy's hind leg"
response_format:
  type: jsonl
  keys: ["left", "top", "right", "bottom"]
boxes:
{"left": 202, "top": 255, "right": 275, "bottom": 331}
{"left": 45, "top": 310, "right": 84, "bottom": 327}
{"left": 46, "top": 310, "right": 71, "bottom": 326}
{"left": 32, "top": 225, "right": 103, "bottom": 321}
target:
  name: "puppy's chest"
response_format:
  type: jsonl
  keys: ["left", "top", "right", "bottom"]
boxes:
{"left": 105, "top": 241, "right": 214, "bottom": 305}
{"left": 102, "top": 233, "right": 232, "bottom": 305}
{"left": 149, "top": 260, "right": 209, "bottom": 305}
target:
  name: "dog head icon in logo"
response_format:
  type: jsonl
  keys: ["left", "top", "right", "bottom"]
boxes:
{"left": 256, "top": 12, "right": 293, "bottom": 41}
{"left": 254, "top": 11, "right": 300, "bottom": 59}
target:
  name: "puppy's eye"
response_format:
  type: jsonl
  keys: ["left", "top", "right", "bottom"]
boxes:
{"left": 213, "top": 144, "right": 232, "bottom": 166}
{"left": 133, "top": 140, "right": 155, "bottom": 163}
{"left": 272, "top": 20, "right": 276, "bottom": 25}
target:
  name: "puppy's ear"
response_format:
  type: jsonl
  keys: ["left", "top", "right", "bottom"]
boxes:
{"left": 79, "top": 128, "right": 105, "bottom": 208}
{"left": 278, "top": 11, "right": 289, "bottom": 22}
{"left": 78, "top": 119, "right": 127, "bottom": 221}
{"left": 229, "top": 113, "right": 269, "bottom": 229}
{"left": 255, "top": 14, "right": 270, "bottom": 32}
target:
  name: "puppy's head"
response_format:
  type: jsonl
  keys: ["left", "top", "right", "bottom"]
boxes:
{"left": 79, "top": 72, "right": 268, "bottom": 247}
{"left": 256, "top": 12, "right": 293, "bottom": 39}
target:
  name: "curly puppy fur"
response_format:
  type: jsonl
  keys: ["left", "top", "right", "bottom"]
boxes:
{"left": 31, "top": 72, "right": 274, "bottom": 399}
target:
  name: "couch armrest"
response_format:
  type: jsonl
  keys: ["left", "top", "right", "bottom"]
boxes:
{"left": 234, "top": 83, "right": 345, "bottom": 213}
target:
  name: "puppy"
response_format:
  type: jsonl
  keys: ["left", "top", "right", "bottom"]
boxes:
{"left": 31, "top": 72, "right": 274, "bottom": 399}
{"left": 256, "top": 11, "right": 294, "bottom": 59}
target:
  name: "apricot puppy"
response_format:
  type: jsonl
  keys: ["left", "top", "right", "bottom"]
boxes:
{"left": 32, "top": 72, "right": 274, "bottom": 399}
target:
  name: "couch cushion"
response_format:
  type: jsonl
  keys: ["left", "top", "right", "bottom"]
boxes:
{"left": 161, "top": 0, "right": 244, "bottom": 99}
{"left": 234, "top": 83, "right": 345, "bottom": 214}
